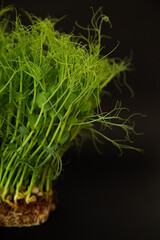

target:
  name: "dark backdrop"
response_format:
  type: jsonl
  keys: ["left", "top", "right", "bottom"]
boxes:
{"left": 0, "top": 0, "right": 160, "bottom": 239}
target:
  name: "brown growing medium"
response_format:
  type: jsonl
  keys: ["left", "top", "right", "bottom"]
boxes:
{"left": 0, "top": 190, "right": 56, "bottom": 227}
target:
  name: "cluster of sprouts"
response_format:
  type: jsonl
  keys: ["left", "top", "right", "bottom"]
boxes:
{"left": 0, "top": 6, "right": 142, "bottom": 204}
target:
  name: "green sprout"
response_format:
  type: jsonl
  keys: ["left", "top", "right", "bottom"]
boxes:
{"left": 0, "top": 6, "right": 142, "bottom": 206}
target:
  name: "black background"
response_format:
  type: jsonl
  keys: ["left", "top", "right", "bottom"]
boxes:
{"left": 0, "top": 0, "right": 160, "bottom": 239}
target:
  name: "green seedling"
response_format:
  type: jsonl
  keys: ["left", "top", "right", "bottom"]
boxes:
{"left": 0, "top": 6, "right": 142, "bottom": 226}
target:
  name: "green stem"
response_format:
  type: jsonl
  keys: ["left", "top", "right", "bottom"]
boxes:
{"left": 0, "top": 70, "right": 18, "bottom": 94}
{"left": 29, "top": 117, "right": 54, "bottom": 160}
{"left": 0, "top": 153, "right": 19, "bottom": 188}
{"left": 20, "top": 130, "right": 39, "bottom": 159}
{"left": 1, "top": 163, "right": 19, "bottom": 200}
{"left": 20, "top": 106, "right": 44, "bottom": 148}
{"left": 11, "top": 69, "right": 23, "bottom": 142}
{"left": 39, "top": 163, "right": 49, "bottom": 192}
{"left": 10, "top": 166, "right": 23, "bottom": 194}
{"left": 14, "top": 165, "right": 27, "bottom": 199}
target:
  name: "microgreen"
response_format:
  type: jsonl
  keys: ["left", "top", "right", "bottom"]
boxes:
{"left": 0, "top": 6, "right": 142, "bottom": 203}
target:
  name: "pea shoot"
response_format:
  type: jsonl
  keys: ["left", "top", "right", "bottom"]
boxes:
{"left": 0, "top": 6, "right": 142, "bottom": 226}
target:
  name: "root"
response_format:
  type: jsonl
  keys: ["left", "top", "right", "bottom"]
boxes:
{"left": 0, "top": 190, "right": 56, "bottom": 227}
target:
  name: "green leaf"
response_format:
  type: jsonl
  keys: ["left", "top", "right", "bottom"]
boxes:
{"left": 14, "top": 92, "right": 23, "bottom": 102}
{"left": 37, "top": 134, "right": 48, "bottom": 147}
{"left": 19, "top": 125, "right": 28, "bottom": 136}
{"left": 36, "top": 92, "right": 47, "bottom": 108}
{"left": 28, "top": 114, "right": 44, "bottom": 131}
{"left": 36, "top": 117, "right": 44, "bottom": 131}
{"left": 48, "top": 85, "right": 56, "bottom": 96}
{"left": 48, "top": 108, "right": 62, "bottom": 120}
{"left": 59, "top": 130, "right": 70, "bottom": 145}
{"left": 48, "top": 108, "right": 56, "bottom": 118}
{"left": 28, "top": 114, "right": 37, "bottom": 130}
{"left": 67, "top": 116, "right": 78, "bottom": 126}
{"left": 48, "top": 68, "right": 58, "bottom": 83}
{"left": 51, "top": 141, "right": 58, "bottom": 151}
{"left": 44, "top": 147, "right": 55, "bottom": 155}
{"left": 8, "top": 143, "right": 16, "bottom": 150}
{"left": 80, "top": 101, "right": 92, "bottom": 112}
{"left": 64, "top": 93, "right": 76, "bottom": 110}
{"left": 43, "top": 102, "right": 50, "bottom": 112}
{"left": 36, "top": 92, "right": 50, "bottom": 112}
